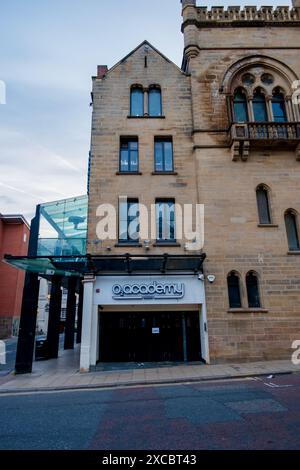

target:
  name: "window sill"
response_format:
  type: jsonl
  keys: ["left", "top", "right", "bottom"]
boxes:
{"left": 115, "top": 243, "right": 143, "bottom": 248}
{"left": 153, "top": 242, "right": 181, "bottom": 247}
{"left": 228, "top": 308, "right": 268, "bottom": 314}
{"left": 116, "top": 172, "right": 142, "bottom": 175}
{"left": 287, "top": 251, "right": 300, "bottom": 255}
{"left": 152, "top": 171, "right": 178, "bottom": 176}
{"left": 127, "top": 115, "right": 165, "bottom": 119}
{"left": 257, "top": 224, "right": 278, "bottom": 228}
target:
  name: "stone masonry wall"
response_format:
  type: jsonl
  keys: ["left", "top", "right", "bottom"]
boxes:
{"left": 184, "top": 4, "right": 300, "bottom": 362}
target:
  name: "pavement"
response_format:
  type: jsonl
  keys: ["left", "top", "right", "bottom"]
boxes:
{"left": 1, "top": 374, "right": 300, "bottom": 449}
{"left": 0, "top": 343, "right": 300, "bottom": 394}
{"left": 0, "top": 337, "right": 18, "bottom": 376}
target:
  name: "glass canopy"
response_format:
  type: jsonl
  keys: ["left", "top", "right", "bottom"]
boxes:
{"left": 4, "top": 254, "right": 206, "bottom": 277}
{"left": 38, "top": 195, "right": 87, "bottom": 256}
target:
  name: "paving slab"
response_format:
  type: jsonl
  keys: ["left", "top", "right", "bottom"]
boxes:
{"left": 1, "top": 345, "right": 299, "bottom": 394}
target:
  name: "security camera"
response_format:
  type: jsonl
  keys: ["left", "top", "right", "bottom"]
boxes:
{"left": 207, "top": 274, "right": 216, "bottom": 283}
{"left": 198, "top": 273, "right": 205, "bottom": 281}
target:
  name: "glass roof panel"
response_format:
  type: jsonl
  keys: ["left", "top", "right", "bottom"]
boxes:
{"left": 39, "top": 195, "right": 88, "bottom": 240}
{"left": 37, "top": 195, "right": 87, "bottom": 256}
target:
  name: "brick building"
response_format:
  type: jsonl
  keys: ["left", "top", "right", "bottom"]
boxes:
{"left": 0, "top": 214, "right": 29, "bottom": 338}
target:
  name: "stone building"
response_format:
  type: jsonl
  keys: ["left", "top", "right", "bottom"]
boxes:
{"left": 86, "top": 39, "right": 208, "bottom": 368}
{"left": 85, "top": 0, "right": 300, "bottom": 366}
{"left": 181, "top": 0, "right": 300, "bottom": 361}
{"left": 7, "top": 1, "right": 300, "bottom": 373}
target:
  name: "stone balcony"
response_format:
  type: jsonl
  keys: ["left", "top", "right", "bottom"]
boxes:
{"left": 229, "top": 122, "right": 300, "bottom": 161}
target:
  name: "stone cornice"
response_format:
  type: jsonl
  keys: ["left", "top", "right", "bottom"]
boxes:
{"left": 182, "top": 6, "right": 300, "bottom": 31}
{"left": 182, "top": 19, "right": 300, "bottom": 32}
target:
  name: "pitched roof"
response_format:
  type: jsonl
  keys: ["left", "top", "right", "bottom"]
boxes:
{"left": 96, "top": 40, "right": 186, "bottom": 78}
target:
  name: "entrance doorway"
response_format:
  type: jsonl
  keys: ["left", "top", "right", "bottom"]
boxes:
{"left": 99, "top": 311, "right": 201, "bottom": 363}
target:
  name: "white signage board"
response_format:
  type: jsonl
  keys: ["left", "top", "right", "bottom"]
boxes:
{"left": 94, "top": 275, "right": 204, "bottom": 306}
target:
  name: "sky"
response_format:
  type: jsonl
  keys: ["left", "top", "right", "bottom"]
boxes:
{"left": 0, "top": 0, "right": 292, "bottom": 221}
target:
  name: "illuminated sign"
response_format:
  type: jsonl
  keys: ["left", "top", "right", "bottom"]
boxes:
{"left": 112, "top": 281, "right": 185, "bottom": 300}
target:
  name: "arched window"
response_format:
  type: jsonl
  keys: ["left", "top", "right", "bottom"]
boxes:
{"left": 130, "top": 86, "right": 144, "bottom": 116}
{"left": 233, "top": 88, "right": 249, "bottom": 122}
{"left": 246, "top": 272, "right": 261, "bottom": 308}
{"left": 285, "top": 210, "right": 300, "bottom": 251}
{"left": 227, "top": 272, "right": 242, "bottom": 308}
{"left": 253, "top": 89, "right": 268, "bottom": 122}
{"left": 272, "top": 89, "right": 287, "bottom": 122}
{"left": 256, "top": 185, "right": 271, "bottom": 224}
{"left": 148, "top": 86, "right": 162, "bottom": 116}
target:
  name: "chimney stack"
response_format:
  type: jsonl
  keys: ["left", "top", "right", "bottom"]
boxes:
{"left": 97, "top": 65, "right": 108, "bottom": 79}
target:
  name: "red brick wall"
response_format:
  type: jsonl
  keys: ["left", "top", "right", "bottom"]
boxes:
{"left": 0, "top": 220, "right": 29, "bottom": 337}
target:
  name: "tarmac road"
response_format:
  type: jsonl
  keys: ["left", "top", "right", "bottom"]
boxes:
{"left": 0, "top": 373, "right": 300, "bottom": 450}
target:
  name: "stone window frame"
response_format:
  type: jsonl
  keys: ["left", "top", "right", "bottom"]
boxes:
{"left": 129, "top": 83, "right": 164, "bottom": 118}
{"left": 285, "top": 208, "right": 300, "bottom": 253}
{"left": 221, "top": 56, "right": 300, "bottom": 123}
{"left": 227, "top": 270, "right": 243, "bottom": 309}
{"left": 227, "top": 269, "right": 267, "bottom": 312}
{"left": 153, "top": 136, "right": 174, "bottom": 173}
{"left": 231, "top": 80, "right": 294, "bottom": 124}
{"left": 130, "top": 84, "right": 144, "bottom": 117}
{"left": 256, "top": 183, "right": 275, "bottom": 226}
{"left": 117, "top": 196, "right": 141, "bottom": 246}
{"left": 245, "top": 270, "right": 261, "bottom": 309}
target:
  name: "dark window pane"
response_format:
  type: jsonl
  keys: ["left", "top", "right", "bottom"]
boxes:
{"left": 120, "top": 139, "right": 139, "bottom": 172}
{"left": 120, "top": 148, "right": 129, "bottom": 172}
{"left": 131, "top": 88, "right": 144, "bottom": 116}
{"left": 154, "top": 139, "right": 173, "bottom": 172}
{"left": 256, "top": 187, "right": 271, "bottom": 224}
{"left": 233, "top": 90, "right": 249, "bottom": 122}
{"left": 154, "top": 142, "right": 164, "bottom": 171}
{"left": 149, "top": 88, "right": 162, "bottom": 116}
{"left": 285, "top": 212, "right": 300, "bottom": 251}
{"left": 246, "top": 273, "right": 261, "bottom": 308}
{"left": 156, "top": 200, "right": 175, "bottom": 241}
{"left": 164, "top": 142, "right": 173, "bottom": 171}
{"left": 130, "top": 151, "right": 138, "bottom": 170}
{"left": 227, "top": 273, "right": 241, "bottom": 308}
{"left": 272, "top": 93, "right": 287, "bottom": 123}
{"left": 169, "top": 202, "right": 175, "bottom": 240}
{"left": 253, "top": 91, "right": 268, "bottom": 122}
{"left": 119, "top": 199, "right": 139, "bottom": 242}
{"left": 128, "top": 201, "right": 139, "bottom": 241}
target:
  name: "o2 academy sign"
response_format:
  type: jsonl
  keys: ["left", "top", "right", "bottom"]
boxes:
{"left": 112, "top": 280, "right": 185, "bottom": 301}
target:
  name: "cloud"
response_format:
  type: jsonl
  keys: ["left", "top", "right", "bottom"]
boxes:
{"left": 0, "top": 128, "right": 86, "bottom": 219}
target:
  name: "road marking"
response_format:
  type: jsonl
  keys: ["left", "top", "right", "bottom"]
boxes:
{"left": 253, "top": 376, "right": 293, "bottom": 388}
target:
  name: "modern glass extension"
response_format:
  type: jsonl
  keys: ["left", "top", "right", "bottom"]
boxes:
{"left": 38, "top": 195, "right": 88, "bottom": 256}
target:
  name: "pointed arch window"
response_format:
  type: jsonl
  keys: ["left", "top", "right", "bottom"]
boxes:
{"left": 285, "top": 210, "right": 300, "bottom": 251}
{"left": 253, "top": 89, "right": 268, "bottom": 122}
{"left": 256, "top": 185, "right": 271, "bottom": 225}
{"left": 130, "top": 86, "right": 144, "bottom": 116}
{"left": 246, "top": 272, "right": 261, "bottom": 308}
{"left": 233, "top": 89, "right": 249, "bottom": 123}
{"left": 227, "top": 272, "right": 242, "bottom": 308}
{"left": 148, "top": 86, "right": 162, "bottom": 116}
{"left": 272, "top": 89, "right": 287, "bottom": 123}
